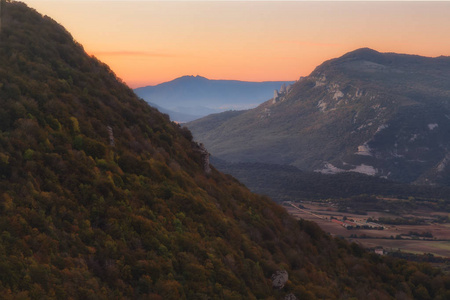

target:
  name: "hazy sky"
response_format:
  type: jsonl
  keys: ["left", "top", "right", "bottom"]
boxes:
{"left": 24, "top": 1, "right": 450, "bottom": 88}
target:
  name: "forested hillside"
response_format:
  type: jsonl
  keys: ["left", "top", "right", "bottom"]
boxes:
{"left": 211, "top": 158, "right": 450, "bottom": 202}
{"left": 1, "top": 2, "right": 450, "bottom": 299}
{"left": 188, "top": 48, "right": 450, "bottom": 185}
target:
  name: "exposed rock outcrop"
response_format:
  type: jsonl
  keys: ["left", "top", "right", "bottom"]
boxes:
{"left": 187, "top": 49, "right": 450, "bottom": 185}
{"left": 107, "top": 126, "right": 115, "bottom": 146}
{"left": 273, "top": 83, "right": 292, "bottom": 104}
{"left": 194, "top": 143, "right": 211, "bottom": 174}
{"left": 271, "top": 270, "right": 288, "bottom": 289}
{"left": 273, "top": 90, "right": 280, "bottom": 104}
{"left": 284, "top": 293, "right": 298, "bottom": 300}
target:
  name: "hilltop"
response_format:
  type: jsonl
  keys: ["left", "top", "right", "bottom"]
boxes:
{"left": 1, "top": 2, "right": 450, "bottom": 299}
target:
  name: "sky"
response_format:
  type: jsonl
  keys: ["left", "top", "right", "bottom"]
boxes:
{"left": 23, "top": 1, "right": 450, "bottom": 88}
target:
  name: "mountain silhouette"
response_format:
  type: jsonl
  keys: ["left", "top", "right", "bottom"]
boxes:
{"left": 135, "top": 75, "right": 294, "bottom": 122}
{"left": 1, "top": 3, "right": 449, "bottom": 298}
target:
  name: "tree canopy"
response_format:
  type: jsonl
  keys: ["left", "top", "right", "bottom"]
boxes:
{"left": 0, "top": 2, "right": 450, "bottom": 299}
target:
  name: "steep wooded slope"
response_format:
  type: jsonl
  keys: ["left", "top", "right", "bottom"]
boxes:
{"left": 211, "top": 158, "right": 450, "bottom": 202}
{"left": 1, "top": 2, "right": 450, "bottom": 299}
{"left": 188, "top": 48, "right": 450, "bottom": 185}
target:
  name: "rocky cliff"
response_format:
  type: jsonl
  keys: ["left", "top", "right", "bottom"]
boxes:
{"left": 188, "top": 48, "right": 450, "bottom": 185}
{"left": 1, "top": 4, "right": 449, "bottom": 298}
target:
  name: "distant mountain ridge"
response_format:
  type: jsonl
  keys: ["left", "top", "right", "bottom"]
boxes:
{"left": 134, "top": 75, "right": 294, "bottom": 122}
{"left": 187, "top": 48, "right": 450, "bottom": 185}
{"left": 147, "top": 101, "right": 202, "bottom": 123}
{"left": 2, "top": 4, "right": 450, "bottom": 298}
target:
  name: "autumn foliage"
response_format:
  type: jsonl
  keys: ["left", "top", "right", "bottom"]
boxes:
{"left": 0, "top": 2, "right": 450, "bottom": 299}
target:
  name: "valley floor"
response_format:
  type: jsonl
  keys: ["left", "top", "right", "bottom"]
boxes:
{"left": 284, "top": 201, "right": 450, "bottom": 258}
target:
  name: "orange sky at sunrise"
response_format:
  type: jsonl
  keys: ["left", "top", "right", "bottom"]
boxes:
{"left": 24, "top": 1, "right": 450, "bottom": 88}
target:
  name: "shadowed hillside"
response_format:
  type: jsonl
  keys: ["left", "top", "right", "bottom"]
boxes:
{"left": 211, "top": 158, "right": 450, "bottom": 203}
{"left": 1, "top": 2, "right": 450, "bottom": 299}
{"left": 188, "top": 48, "right": 450, "bottom": 185}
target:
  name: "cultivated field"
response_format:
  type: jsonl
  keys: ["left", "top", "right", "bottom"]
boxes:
{"left": 284, "top": 201, "right": 450, "bottom": 257}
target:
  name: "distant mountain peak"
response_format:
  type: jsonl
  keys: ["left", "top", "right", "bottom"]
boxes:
{"left": 343, "top": 47, "right": 380, "bottom": 58}
{"left": 2, "top": 4, "right": 450, "bottom": 298}
{"left": 338, "top": 48, "right": 389, "bottom": 64}
{"left": 321, "top": 47, "right": 390, "bottom": 69}
{"left": 175, "top": 75, "right": 209, "bottom": 82}
{"left": 188, "top": 49, "right": 450, "bottom": 186}
{"left": 134, "top": 76, "right": 295, "bottom": 122}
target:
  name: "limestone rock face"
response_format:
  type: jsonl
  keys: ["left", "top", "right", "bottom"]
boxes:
{"left": 187, "top": 48, "right": 450, "bottom": 185}
{"left": 273, "top": 83, "right": 293, "bottom": 104}
{"left": 271, "top": 270, "right": 288, "bottom": 289}
{"left": 273, "top": 89, "right": 280, "bottom": 104}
